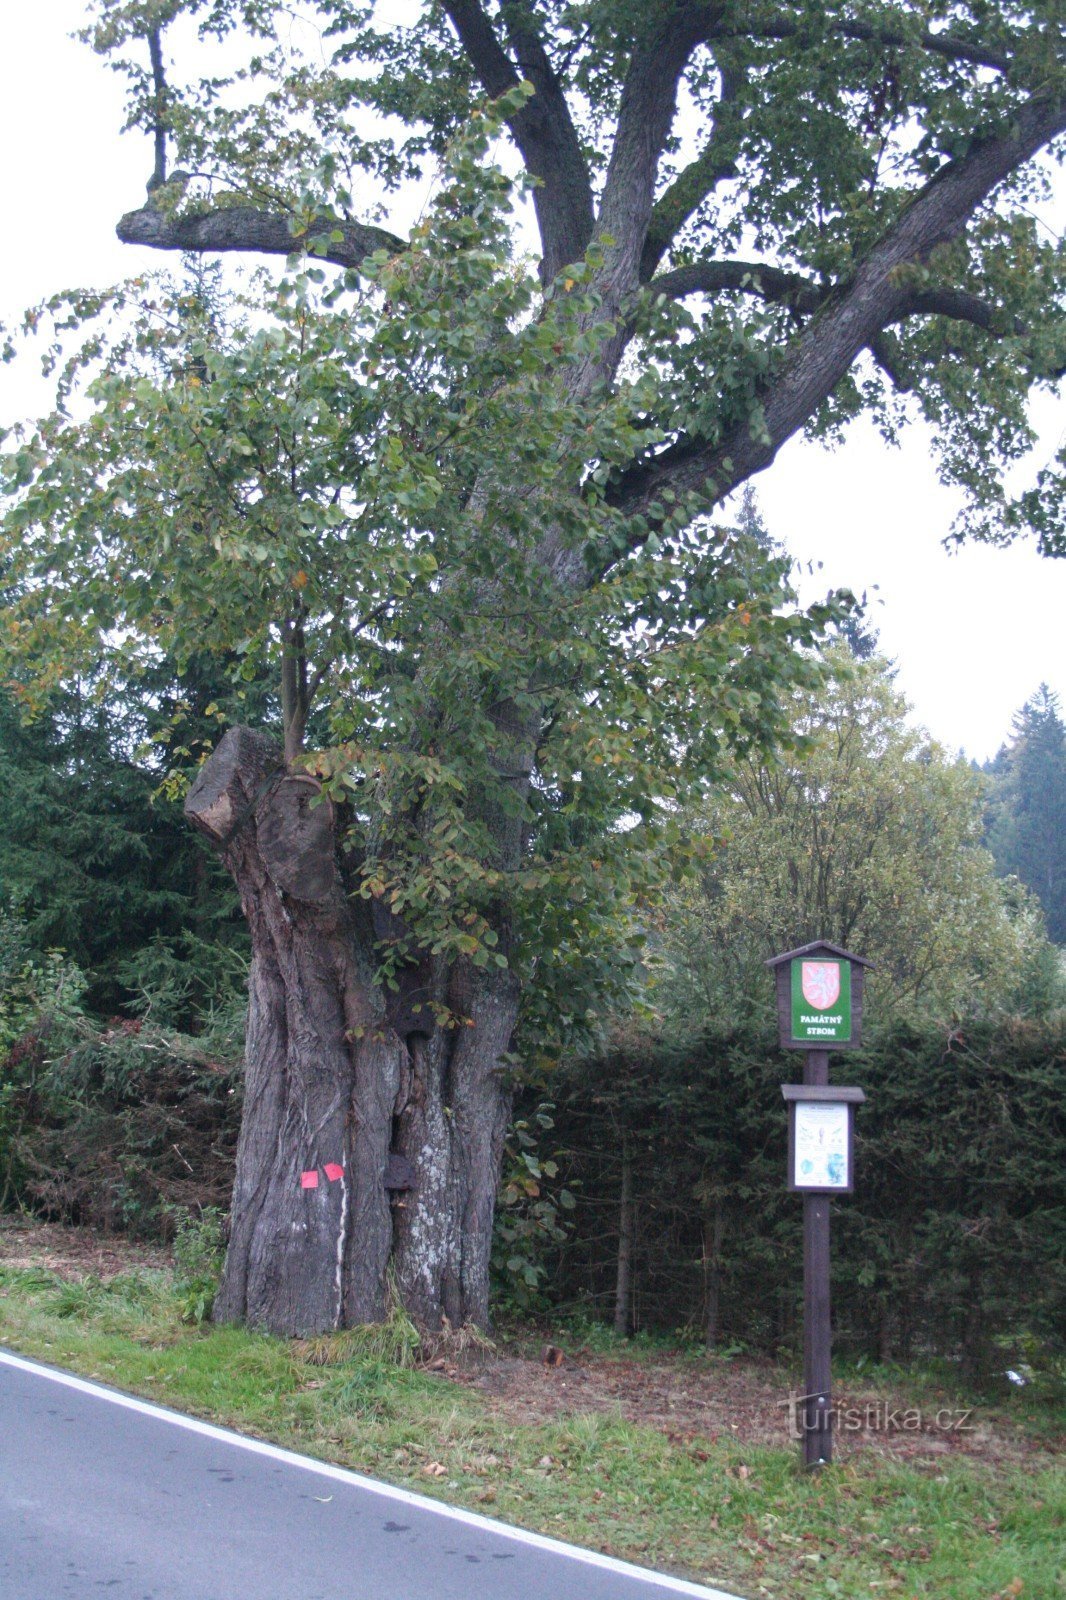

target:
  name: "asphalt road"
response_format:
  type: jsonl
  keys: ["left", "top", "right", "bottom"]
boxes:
{"left": 0, "top": 1348, "right": 743, "bottom": 1600}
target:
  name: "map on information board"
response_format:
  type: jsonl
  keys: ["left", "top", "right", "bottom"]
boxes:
{"left": 793, "top": 1102, "right": 850, "bottom": 1189}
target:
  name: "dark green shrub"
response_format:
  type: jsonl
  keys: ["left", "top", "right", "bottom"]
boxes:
{"left": 547, "top": 1016, "right": 1066, "bottom": 1374}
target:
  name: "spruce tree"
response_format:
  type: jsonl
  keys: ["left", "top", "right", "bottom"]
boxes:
{"left": 987, "top": 686, "right": 1066, "bottom": 943}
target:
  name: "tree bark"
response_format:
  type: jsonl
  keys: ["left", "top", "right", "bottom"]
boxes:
{"left": 185, "top": 726, "right": 517, "bottom": 1335}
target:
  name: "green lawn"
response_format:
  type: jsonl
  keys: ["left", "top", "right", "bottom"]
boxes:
{"left": 0, "top": 1263, "right": 1061, "bottom": 1600}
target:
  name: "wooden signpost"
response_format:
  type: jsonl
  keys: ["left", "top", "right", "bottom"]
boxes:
{"left": 767, "top": 940, "right": 873, "bottom": 1468}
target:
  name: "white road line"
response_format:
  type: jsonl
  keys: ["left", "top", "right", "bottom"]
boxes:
{"left": 0, "top": 1346, "right": 744, "bottom": 1600}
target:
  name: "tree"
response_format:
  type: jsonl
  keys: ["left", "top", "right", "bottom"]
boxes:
{"left": 835, "top": 605, "right": 881, "bottom": 661}
{"left": 0, "top": 626, "right": 269, "bottom": 1022}
{"left": 0, "top": 684, "right": 190, "bottom": 1013}
{"left": 1, "top": 1, "right": 1063, "bottom": 1335}
{"left": 986, "top": 685, "right": 1066, "bottom": 942}
{"left": 657, "top": 649, "right": 1054, "bottom": 1025}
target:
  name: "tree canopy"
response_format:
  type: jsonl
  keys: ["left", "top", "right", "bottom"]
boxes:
{"left": 88, "top": 0, "right": 1066, "bottom": 542}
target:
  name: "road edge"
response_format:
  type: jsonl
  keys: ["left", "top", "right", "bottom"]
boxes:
{"left": 0, "top": 1345, "right": 746, "bottom": 1600}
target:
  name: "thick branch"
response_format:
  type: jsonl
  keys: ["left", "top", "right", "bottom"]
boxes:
{"left": 902, "top": 287, "right": 1024, "bottom": 334}
{"left": 637, "top": 6, "right": 1023, "bottom": 278}
{"left": 440, "top": 0, "right": 517, "bottom": 97}
{"left": 599, "top": 9, "right": 716, "bottom": 291}
{"left": 116, "top": 202, "right": 404, "bottom": 270}
{"left": 651, "top": 263, "right": 1026, "bottom": 335}
{"left": 185, "top": 726, "right": 281, "bottom": 847}
{"left": 715, "top": 10, "right": 1015, "bottom": 75}
{"left": 641, "top": 58, "right": 745, "bottom": 281}
{"left": 871, "top": 288, "right": 1036, "bottom": 389}
{"left": 868, "top": 331, "right": 911, "bottom": 391}
{"left": 838, "top": 18, "right": 1012, "bottom": 73}
{"left": 442, "top": 0, "right": 593, "bottom": 280}
{"left": 649, "top": 258, "right": 824, "bottom": 314}
{"left": 870, "top": 282, "right": 1039, "bottom": 393}
{"left": 610, "top": 89, "right": 1066, "bottom": 525}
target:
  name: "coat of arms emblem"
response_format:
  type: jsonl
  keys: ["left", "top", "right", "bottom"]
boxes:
{"left": 801, "top": 961, "right": 840, "bottom": 1010}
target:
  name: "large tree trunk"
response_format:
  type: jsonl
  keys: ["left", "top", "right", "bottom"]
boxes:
{"left": 185, "top": 727, "right": 518, "bottom": 1336}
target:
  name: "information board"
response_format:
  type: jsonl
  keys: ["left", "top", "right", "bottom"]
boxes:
{"left": 792, "top": 1101, "right": 850, "bottom": 1190}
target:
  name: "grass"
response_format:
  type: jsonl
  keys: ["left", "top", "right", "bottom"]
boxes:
{"left": 0, "top": 1262, "right": 1061, "bottom": 1600}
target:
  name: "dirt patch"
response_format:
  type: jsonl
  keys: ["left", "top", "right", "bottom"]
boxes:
{"left": 435, "top": 1339, "right": 1058, "bottom": 1469}
{"left": 0, "top": 1216, "right": 171, "bottom": 1281}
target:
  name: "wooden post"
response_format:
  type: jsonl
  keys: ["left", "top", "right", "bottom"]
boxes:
{"left": 614, "top": 1136, "right": 634, "bottom": 1337}
{"left": 802, "top": 1048, "right": 832, "bottom": 1467}
{"left": 767, "top": 942, "right": 872, "bottom": 1470}
{"left": 702, "top": 1197, "right": 724, "bottom": 1351}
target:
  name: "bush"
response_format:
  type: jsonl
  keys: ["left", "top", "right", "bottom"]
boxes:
{"left": 1, "top": 998, "right": 241, "bottom": 1235}
{"left": 172, "top": 1206, "right": 226, "bottom": 1323}
{"left": 491, "top": 1102, "right": 576, "bottom": 1313}
{"left": 1, "top": 908, "right": 88, "bottom": 1204}
{"left": 547, "top": 1014, "right": 1066, "bottom": 1376}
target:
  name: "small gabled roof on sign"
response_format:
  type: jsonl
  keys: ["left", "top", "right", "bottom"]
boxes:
{"left": 765, "top": 939, "right": 875, "bottom": 970}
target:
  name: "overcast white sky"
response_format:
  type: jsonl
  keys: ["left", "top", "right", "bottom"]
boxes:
{"left": 1, "top": 2, "right": 1063, "bottom": 761}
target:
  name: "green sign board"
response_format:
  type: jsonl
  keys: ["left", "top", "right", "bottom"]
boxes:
{"left": 790, "top": 958, "right": 852, "bottom": 1044}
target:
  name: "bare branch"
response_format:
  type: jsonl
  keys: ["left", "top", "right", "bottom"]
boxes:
{"left": 116, "top": 203, "right": 404, "bottom": 270}
{"left": 442, "top": 0, "right": 593, "bottom": 280}
{"left": 649, "top": 258, "right": 824, "bottom": 314}
{"left": 608, "top": 89, "right": 1066, "bottom": 528}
